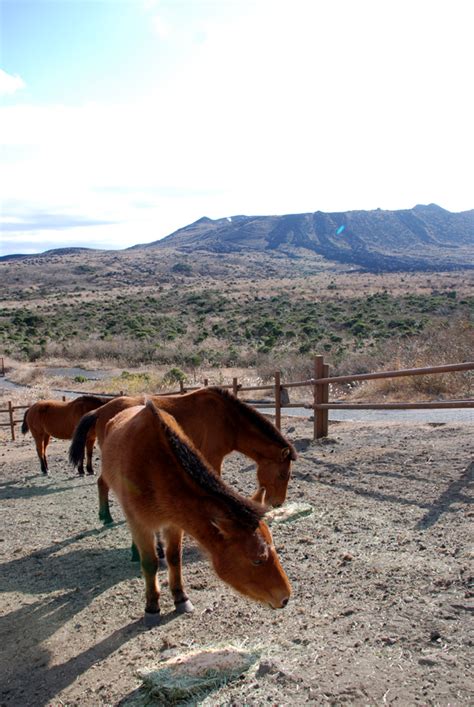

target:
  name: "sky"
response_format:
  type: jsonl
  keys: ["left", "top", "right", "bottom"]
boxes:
{"left": 0, "top": 0, "right": 473, "bottom": 256}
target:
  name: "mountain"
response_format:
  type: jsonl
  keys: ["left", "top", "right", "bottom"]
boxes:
{"left": 131, "top": 204, "right": 473, "bottom": 272}
{"left": 0, "top": 247, "right": 95, "bottom": 263}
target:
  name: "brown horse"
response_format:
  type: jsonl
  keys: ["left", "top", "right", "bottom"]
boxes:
{"left": 22, "top": 395, "right": 110, "bottom": 475}
{"left": 69, "top": 387, "right": 297, "bottom": 522}
{"left": 100, "top": 400, "right": 291, "bottom": 624}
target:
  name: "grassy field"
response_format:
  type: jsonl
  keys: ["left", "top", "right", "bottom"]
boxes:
{"left": 1, "top": 249, "right": 473, "bottom": 399}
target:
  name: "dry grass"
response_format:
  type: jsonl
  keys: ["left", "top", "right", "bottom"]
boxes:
{"left": 351, "top": 317, "right": 473, "bottom": 401}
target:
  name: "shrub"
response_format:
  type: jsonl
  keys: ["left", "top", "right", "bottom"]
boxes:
{"left": 171, "top": 262, "right": 192, "bottom": 274}
{"left": 163, "top": 367, "right": 187, "bottom": 384}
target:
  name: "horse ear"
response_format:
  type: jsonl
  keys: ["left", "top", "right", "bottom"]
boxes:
{"left": 211, "top": 517, "right": 233, "bottom": 539}
{"left": 281, "top": 446, "right": 297, "bottom": 461}
{"left": 252, "top": 487, "right": 267, "bottom": 506}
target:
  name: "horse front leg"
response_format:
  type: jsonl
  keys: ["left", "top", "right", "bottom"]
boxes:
{"left": 161, "top": 525, "right": 194, "bottom": 613}
{"left": 129, "top": 524, "right": 161, "bottom": 626}
{"left": 97, "top": 475, "right": 113, "bottom": 525}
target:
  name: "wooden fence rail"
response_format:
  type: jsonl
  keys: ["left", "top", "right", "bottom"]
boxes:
{"left": 310, "top": 355, "right": 474, "bottom": 438}
{"left": 1, "top": 357, "right": 473, "bottom": 441}
{"left": 0, "top": 402, "right": 29, "bottom": 441}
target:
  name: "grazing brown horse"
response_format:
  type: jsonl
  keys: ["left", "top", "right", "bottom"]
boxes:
{"left": 100, "top": 400, "right": 291, "bottom": 624}
{"left": 69, "top": 387, "right": 297, "bottom": 523}
{"left": 22, "top": 395, "right": 110, "bottom": 475}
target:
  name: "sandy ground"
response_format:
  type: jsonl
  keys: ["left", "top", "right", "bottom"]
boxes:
{"left": 0, "top": 417, "right": 473, "bottom": 706}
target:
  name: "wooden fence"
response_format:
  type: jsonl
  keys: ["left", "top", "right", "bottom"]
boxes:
{"left": 1, "top": 356, "right": 473, "bottom": 441}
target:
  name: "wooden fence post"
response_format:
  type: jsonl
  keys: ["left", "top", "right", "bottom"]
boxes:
{"left": 203, "top": 378, "right": 208, "bottom": 387}
{"left": 232, "top": 377, "right": 239, "bottom": 397}
{"left": 274, "top": 371, "right": 281, "bottom": 430}
{"left": 8, "top": 400, "right": 15, "bottom": 441}
{"left": 0, "top": 357, "right": 4, "bottom": 376}
{"left": 179, "top": 380, "right": 185, "bottom": 394}
{"left": 322, "top": 362, "right": 329, "bottom": 438}
{"left": 313, "top": 355, "right": 325, "bottom": 440}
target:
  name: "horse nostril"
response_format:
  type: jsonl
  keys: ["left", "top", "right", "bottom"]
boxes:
{"left": 281, "top": 597, "right": 289, "bottom": 607}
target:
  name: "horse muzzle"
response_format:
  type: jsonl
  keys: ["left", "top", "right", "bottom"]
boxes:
{"left": 269, "top": 595, "right": 290, "bottom": 609}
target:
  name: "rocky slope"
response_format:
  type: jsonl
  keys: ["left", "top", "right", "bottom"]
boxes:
{"left": 134, "top": 203, "right": 473, "bottom": 271}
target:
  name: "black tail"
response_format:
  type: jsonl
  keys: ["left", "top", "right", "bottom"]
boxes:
{"left": 21, "top": 409, "right": 29, "bottom": 435}
{"left": 69, "top": 411, "right": 98, "bottom": 468}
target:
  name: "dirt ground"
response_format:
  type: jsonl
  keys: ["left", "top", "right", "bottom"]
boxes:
{"left": 1, "top": 417, "right": 473, "bottom": 706}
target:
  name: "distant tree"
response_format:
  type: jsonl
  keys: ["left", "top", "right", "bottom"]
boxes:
{"left": 171, "top": 262, "right": 192, "bottom": 275}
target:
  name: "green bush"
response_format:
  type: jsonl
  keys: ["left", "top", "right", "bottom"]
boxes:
{"left": 163, "top": 367, "right": 187, "bottom": 384}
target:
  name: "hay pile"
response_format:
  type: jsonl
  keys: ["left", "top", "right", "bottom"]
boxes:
{"left": 134, "top": 646, "right": 259, "bottom": 705}
{"left": 266, "top": 501, "right": 313, "bottom": 524}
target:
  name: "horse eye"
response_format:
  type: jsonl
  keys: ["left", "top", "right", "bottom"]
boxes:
{"left": 252, "top": 559, "right": 263, "bottom": 566}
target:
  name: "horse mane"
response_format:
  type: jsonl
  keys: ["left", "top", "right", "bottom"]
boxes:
{"left": 206, "top": 386, "right": 297, "bottom": 458}
{"left": 75, "top": 395, "right": 111, "bottom": 406}
{"left": 145, "top": 400, "right": 264, "bottom": 530}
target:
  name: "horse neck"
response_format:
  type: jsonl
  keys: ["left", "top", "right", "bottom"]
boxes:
{"left": 233, "top": 410, "right": 278, "bottom": 462}
{"left": 164, "top": 485, "right": 227, "bottom": 552}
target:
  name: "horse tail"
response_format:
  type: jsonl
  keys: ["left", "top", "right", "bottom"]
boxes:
{"left": 69, "top": 411, "right": 98, "bottom": 469}
{"left": 21, "top": 408, "right": 30, "bottom": 435}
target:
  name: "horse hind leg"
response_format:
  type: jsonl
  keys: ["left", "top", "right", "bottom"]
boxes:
{"left": 129, "top": 523, "right": 161, "bottom": 626}
{"left": 34, "top": 434, "right": 49, "bottom": 475}
{"left": 161, "top": 525, "right": 194, "bottom": 614}
{"left": 77, "top": 449, "right": 85, "bottom": 476}
{"left": 85, "top": 437, "right": 95, "bottom": 475}
{"left": 98, "top": 475, "right": 113, "bottom": 525}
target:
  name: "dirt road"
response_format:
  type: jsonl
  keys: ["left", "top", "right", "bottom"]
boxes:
{"left": 1, "top": 418, "right": 472, "bottom": 705}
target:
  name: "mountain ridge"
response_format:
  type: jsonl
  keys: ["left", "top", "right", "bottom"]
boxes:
{"left": 1, "top": 204, "right": 472, "bottom": 271}
{"left": 129, "top": 203, "right": 473, "bottom": 271}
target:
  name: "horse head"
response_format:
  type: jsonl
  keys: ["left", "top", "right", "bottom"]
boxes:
{"left": 208, "top": 515, "right": 291, "bottom": 609}
{"left": 254, "top": 446, "right": 297, "bottom": 507}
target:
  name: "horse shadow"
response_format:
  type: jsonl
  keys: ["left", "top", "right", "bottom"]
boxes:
{"left": 1, "top": 527, "right": 203, "bottom": 598}
{"left": 0, "top": 474, "right": 38, "bottom": 489}
{"left": 1, "top": 619, "right": 143, "bottom": 706}
{"left": 416, "top": 461, "right": 473, "bottom": 530}
{"left": 0, "top": 478, "right": 84, "bottom": 501}
{"left": 310, "top": 458, "right": 473, "bottom": 530}
{"left": 0, "top": 534, "right": 203, "bottom": 706}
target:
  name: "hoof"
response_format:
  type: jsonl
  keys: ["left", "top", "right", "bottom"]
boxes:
{"left": 144, "top": 610, "right": 161, "bottom": 628}
{"left": 78, "top": 471, "right": 85, "bottom": 477}
{"left": 175, "top": 599, "right": 194, "bottom": 614}
{"left": 86, "top": 471, "right": 95, "bottom": 476}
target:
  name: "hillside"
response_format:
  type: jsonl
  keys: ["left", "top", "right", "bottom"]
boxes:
{"left": 133, "top": 204, "right": 474, "bottom": 271}
{"left": 2, "top": 204, "right": 472, "bottom": 273}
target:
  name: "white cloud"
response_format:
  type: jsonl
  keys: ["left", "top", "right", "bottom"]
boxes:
{"left": 0, "top": 68, "right": 26, "bottom": 96}
{"left": 151, "top": 14, "right": 171, "bottom": 39}
{"left": 1, "top": 0, "right": 472, "bottom": 255}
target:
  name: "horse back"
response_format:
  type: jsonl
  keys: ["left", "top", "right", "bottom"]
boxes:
{"left": 25, "top": 400, "right": 73, "bottom": 439}
{"left": 93, "top": 395, "right": 145, "bottom": 448}
{"left": 100, "top": 404, "right": 178, "bottom": 525}
{"left": 151, "top": 389, "right": 233, "bottom": 465}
